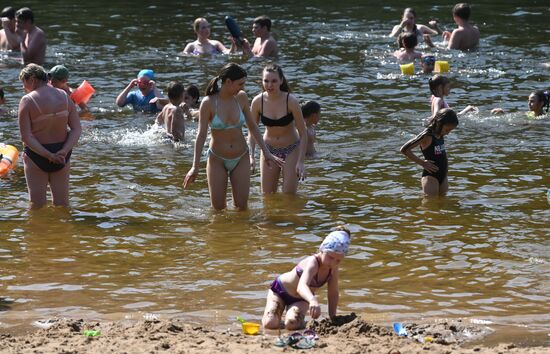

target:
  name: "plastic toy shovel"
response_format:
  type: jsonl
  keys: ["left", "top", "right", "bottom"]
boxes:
{"left": 393, "top": 322, "right": 408, "bottom": 336}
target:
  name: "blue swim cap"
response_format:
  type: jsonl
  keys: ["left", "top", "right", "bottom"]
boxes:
{"left": 137, "top": 69, "right": 155, "bottom": 80}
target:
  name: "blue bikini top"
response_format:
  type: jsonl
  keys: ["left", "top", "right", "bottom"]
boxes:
{"left": 210, "top": 96, "right": 245, "bottom": 130}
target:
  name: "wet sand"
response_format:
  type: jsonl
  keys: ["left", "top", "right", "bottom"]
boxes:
{"left": 1, "top": 314, "right": 548, "bottom": 353}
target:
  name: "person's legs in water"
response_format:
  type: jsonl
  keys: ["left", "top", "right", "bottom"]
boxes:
{"left": 228, "top": 151, "right": 250, "bottom": 210}
{"left": 206, "top": 153, "right": 229, "bottom": 210}
{"left": 49, "top": 163, "right": 70, "bottom": 207}
{"left": 23, "top": 153, "right": 49, "bottom": 209}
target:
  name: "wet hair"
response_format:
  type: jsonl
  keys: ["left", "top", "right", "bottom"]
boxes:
{"left": 301, "top": 101, "right": 321, "bottom": 118}
{"left": 15, "top": 7, "right": 34, "bottom": 23}
{"left": 453, "top": 3, "right": 471, "bottom": 20}
{"left": 185, "top": 85, "right": 200, "bottom": 103}
{"left": 205, "top": 63, "right": 247, "bottom": 96}
{"left": 193, "top": 17, "right": 207, "bottom": 33}
{"left": 428, "top": 74, "right": 451, "bottom": 97}
{"left": 427, "top": 108, "right": 458, "bottom": 135}
{"left": 263, "top": 63, "right": 290, "bottom": 92}
{"left": 1, "top": 6, "right": 15, "bottom": 19}
{"left": 18, "top": 63, "right": 48, "bottom": 82}
{"left": 0, "top": 87, "right": 4, "bottom": 100}
{"left": 334, "top": 225, "right": 351, "bottom": 238}
{"left": 402, "top": 8, "right": 419, "bottom": 35}
{"left": 253, "top": 15, "right": 271, "bottom": 31}
{"left": 532, "top": 89, "right": 550, "bottom": 113}
{"left": 397, "top": 32, "right": 417, "bottom": 49}
{"left": 166, "top": 81, "right": 185, "bottom": 101}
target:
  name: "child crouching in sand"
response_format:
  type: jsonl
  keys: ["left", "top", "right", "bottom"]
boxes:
{"left": 262, "top": 226, "right": 351, "bottom": 330}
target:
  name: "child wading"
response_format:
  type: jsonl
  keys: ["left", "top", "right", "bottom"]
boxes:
{"left": 262, "top": 226, "right": 351, "bottom": 330}
{"left": 400, "top": 108, "right": 458, "bottom": 197}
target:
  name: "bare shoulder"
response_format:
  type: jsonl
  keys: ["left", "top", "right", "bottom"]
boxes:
{"left": 236, "top": 90, "right": 249, "bottom": 105}
{"left": 250, "top": 92, "right": 263, "bottom": 106}
{"left": 287, "top": 93, "right": 300, "bottom": 106}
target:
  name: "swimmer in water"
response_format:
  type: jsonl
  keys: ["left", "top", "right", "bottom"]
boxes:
{"left": 429, "top": 74, "right": 477, "bottom": 118}
{"left": 491, "top": 90, "right": 549, "bottom": 118}
{"left": 155, "top": 81, "right": 185, "bottom": 141}
{"left": 182, "top": 18, "right": 234, "bottom": 56}
{"left": 394, "top": 32, "right": 422, "bottom": 63}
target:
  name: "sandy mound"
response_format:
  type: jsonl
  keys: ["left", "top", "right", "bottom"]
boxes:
{"left": 0, "top": 314, "right": 548, "bottom": 354}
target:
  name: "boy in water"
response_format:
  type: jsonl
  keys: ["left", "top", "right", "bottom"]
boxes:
{"left": 48, "top": 65, "right": 90, "bottom": 114}
{"left": 116, "top": 69, "right": 163, "bottom": 113}
{"left": 421, "top": 55, "right": 435, "bottom": 74}
{"left": 155, "top": 82, "right": 185, "bottom": 141}
{"left": 393, "top": 32, "right": 422, "bottom": 63}
{"left": 181, "top": 84, "right": 200, "bottom": 120}
{"left": 0, "top": 6, "right": 23, "bottom": 51}
{"left": 301, "top": 101, "right": 321, "bottom": 157}
{"left": 15, "top": 7, "right": 46, "bottom": 65}
{"left": 441, "top": 3, "right": 480, "bottom": 51}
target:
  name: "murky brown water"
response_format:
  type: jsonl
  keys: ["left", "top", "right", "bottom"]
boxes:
{"left": 1, "top": 0, "right": 549, "bottom": 346}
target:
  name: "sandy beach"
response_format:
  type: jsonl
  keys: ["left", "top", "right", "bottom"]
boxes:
{"left": 1, "top": 314, "right": 548, "bottom": 353}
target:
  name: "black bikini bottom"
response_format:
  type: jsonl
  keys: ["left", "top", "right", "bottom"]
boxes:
{"left": 24, "top": 142, "right": 72, "bottom": 173}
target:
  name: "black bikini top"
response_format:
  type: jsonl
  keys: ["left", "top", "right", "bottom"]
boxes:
{"left": 260, "top": 92, "right": 294, "bottom": 127}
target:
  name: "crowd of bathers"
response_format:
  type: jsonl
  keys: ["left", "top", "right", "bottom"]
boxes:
{"left": 1, "top": 2, "right": 549, "bottom": 332}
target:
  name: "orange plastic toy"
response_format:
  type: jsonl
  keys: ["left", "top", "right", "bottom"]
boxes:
{"left": 0, "top": 144, "right": 19, "bottom": 177}
{"left": 71, "top": 80, "right": 95, "bottom": 105}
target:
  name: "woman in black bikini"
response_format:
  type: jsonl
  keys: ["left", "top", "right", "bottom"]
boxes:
{"left": 249, "top": 64, "right": 307, "bottom": 194}
{"left": 18, "top": 64, "right": 81, "bottom": 209}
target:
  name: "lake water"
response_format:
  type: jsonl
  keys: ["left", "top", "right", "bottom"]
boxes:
{"left": 1, "top": 0, "right": 549, "bottom": 346}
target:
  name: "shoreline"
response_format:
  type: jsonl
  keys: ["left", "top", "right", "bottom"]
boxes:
{"left": 1, "top": 314, "right": 548, "bottom": 353}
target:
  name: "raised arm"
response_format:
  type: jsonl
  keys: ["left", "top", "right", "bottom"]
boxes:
{"left": 1, "top": 19, "right": 21, "bottom": 50}
{"left": 115, "top": 80, "right": 137, "bottom": 107}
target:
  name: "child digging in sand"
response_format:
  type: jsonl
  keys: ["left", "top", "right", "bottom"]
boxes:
{"left": 262, "top": 226, "right": 351, "bottom": 330}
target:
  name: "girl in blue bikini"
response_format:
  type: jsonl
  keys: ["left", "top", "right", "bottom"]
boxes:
{"left": 250, "top": 64, "right": 307, "bottom": 194}
{"left": 183, "top": 63, "right": 282, "bottom": 210}
{"left": 262, "top": 226, "right": 351, "bottom": 330}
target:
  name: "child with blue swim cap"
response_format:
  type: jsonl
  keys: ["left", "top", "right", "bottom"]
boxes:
{"left": 115, "top": 69, "right": 163, "bottom": 113}
{"left": 262, "top": 226, "right": 351, "bottom": 330}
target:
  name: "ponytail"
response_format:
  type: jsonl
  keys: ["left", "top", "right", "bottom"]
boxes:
{"left": 205, "top": 63, "right": 247, "bottom": 97}
{"left": 532, "top": 89, "right": 550, "bottom": 113}
{"left": 205, "top": 76, "right": 220, "bottom": 96}
{"left": 429, "top": 74, "right": 450, "bottom": 97}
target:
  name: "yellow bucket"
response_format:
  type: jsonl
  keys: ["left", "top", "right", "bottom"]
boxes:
{"left": 241, "top": 322, "right": 260, "bottom": 335}
{"left": 435, "top": 61, "right": 449, "bottom": 73}
{"left": 400, "top": 63, "right": 415, "bottom": 75}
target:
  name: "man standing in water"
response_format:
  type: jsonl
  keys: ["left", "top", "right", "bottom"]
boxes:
{"left": 16, "top": 7, "right": 46, "bottom": 65}
{"left": 443, "top": 3, "right": 479, "bottom": 51}
{"left": 0, "top": 6, "right": 23, "bottom": 51}
{"left": 242, "top": 15, "right": 278, "bottom": 57}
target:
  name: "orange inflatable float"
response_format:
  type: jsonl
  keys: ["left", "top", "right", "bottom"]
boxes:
{"left": 0, "top": 144, "right": 19, "bottom": 177}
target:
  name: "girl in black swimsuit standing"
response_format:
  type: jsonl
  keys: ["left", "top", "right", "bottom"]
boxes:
{"left": 249, "top": 64, "right": 307, "bottom": 193}
{"left": 400, "top": 108, "right": 458, "bottom": 197}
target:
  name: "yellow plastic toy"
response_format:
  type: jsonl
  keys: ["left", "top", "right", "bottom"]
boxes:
{"left": 435, "top": 61, "right": 449, "bottom": 73}
{"left": 400, "top": 63, "right": 415, "bottom": 75}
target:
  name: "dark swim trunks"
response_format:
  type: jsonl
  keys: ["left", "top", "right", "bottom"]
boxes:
{"left": 24, "top": 142, "right": 72, "bottom": 173}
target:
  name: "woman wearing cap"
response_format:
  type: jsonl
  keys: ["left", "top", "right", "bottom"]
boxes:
{"left": 182, "top": 18, "right": 234, "bottom": 55}
{"left": 262, "top": 226, "right": 351, "bottom": 330}
{"left": 18, "top": 63, "right": 81, "bottom": 209}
